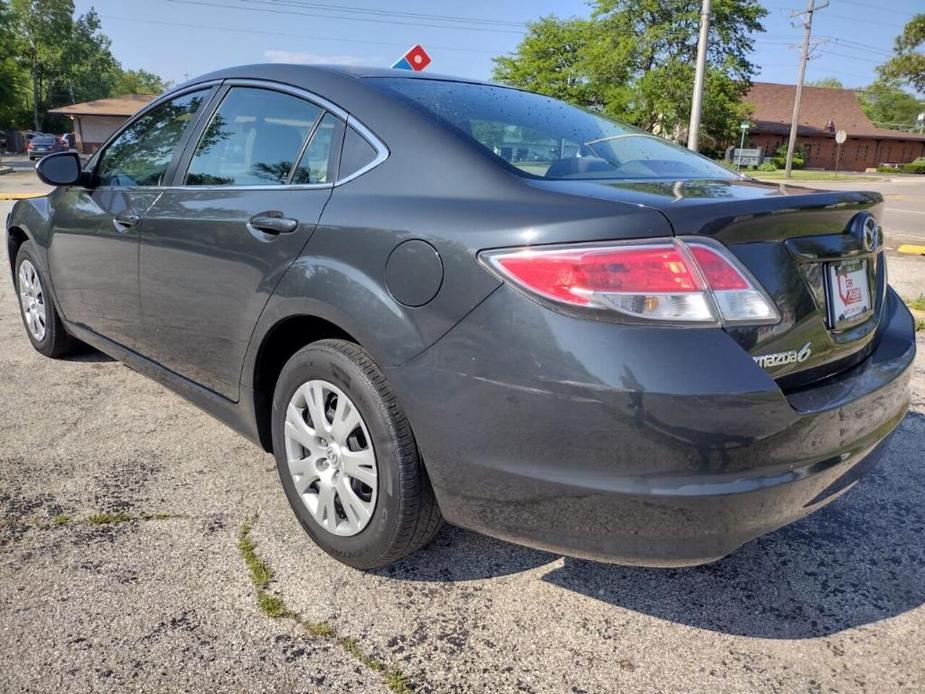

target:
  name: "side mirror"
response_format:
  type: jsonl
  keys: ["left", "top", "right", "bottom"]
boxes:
{"left": 35, "top": 151, "right": 83, "bottom": 186}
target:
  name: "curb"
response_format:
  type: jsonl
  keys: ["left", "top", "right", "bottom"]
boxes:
{"left": 898, "top": 244, "right": 925, "bottom": 257}
{"left": 0, "top": 192, "right": 47, "bottom": 200}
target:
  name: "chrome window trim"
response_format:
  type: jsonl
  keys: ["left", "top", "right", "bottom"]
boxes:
{"left": 85, "top": 78, "right": 389, "bottom": 192}
{"left": 90, "top": 182, "right": 335, "bottom": 192}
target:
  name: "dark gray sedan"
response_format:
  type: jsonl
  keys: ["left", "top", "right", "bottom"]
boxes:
{"left": 6, "top": 65, "right": 915, "bottom": 569}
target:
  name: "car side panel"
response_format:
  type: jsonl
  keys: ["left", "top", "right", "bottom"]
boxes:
{"left": 138, "top": 187, "right": 332, "bottom": 400}
{"left": 48, "top": 187, "right": 162, "bottom": 347}
{"left": 241, "top": 166, "right": 675, "bottom": 390}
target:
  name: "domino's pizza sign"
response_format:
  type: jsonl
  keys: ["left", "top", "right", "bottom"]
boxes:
{"left": 392, "top": 44, "right": 431, "bottom": 72}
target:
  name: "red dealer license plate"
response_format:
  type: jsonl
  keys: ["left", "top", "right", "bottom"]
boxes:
{"left": 826, "top": 258, "right": 872, "bottom": 328}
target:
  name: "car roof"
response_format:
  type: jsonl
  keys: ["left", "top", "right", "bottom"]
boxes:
{"left": 180, "top": 63, "right": 497, "bottom": 91}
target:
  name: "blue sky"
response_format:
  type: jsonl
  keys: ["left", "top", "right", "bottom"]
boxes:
{"left": 73, "top": 0, "right": 921, "bottom": 91}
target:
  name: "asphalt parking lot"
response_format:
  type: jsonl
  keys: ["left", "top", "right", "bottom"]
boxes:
{"left": 1, "top": 172, "right": 924, "bottom": 693}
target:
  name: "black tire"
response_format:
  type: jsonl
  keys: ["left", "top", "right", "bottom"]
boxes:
{"left": 14, "top": 241, "right": 78, "bottom": 358}
{"left": 271, "top": 339, "right": 443, "bottom": 569}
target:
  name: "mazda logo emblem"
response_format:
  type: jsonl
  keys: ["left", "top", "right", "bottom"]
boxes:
{"left": 862, "top": 218, "right": 880, "bottom": 253}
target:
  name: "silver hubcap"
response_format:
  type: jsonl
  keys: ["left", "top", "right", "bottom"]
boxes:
{"left": 284, "top": 380, "right": 378, "bottom": 536}
{"left": 18, "top": 260, "right": 46, "bottom": 342}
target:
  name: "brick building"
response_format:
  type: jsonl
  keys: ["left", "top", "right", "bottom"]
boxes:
{"left": 744, "top": 82, "right": 925, "bottom": 171}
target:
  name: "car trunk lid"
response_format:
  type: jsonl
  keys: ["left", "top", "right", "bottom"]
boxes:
{"left": 529, "top": 177, "right": 886, "bottom": 387}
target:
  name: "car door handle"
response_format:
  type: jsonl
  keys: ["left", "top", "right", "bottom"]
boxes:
{"left": 249, "top": 212, "right": 299, "bottom": 235}
{"left": 114, "top": 213, "right": 140, "bottom": 228}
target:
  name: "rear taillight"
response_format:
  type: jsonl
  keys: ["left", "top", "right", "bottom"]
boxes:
{"left": 479, "top": 238, "right": 780, "bottom": 327}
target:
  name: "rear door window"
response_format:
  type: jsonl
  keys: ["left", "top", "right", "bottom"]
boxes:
{"left": 185, "top": 87, "right": 323, "bottom": 186}
{"left": 95, "top": 90, "right": 209, "bottom": 187}
{"left": 291, "top": 113, "right": 338, "bottom": 184}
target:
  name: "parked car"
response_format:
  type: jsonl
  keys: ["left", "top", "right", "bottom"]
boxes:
{"left": 5, "top": 66, "right": 915, "bottom": 569}
{"left": 27, "top": 134, "right": 69, "bottom": 160}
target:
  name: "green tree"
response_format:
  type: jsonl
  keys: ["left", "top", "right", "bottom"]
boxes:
{"left": 858, "top": 81, "right": 924, "bottom": 131}
{"left": 0, "top": 0, "right": 30, "bottom": 128}
{"left": 492, "top": 17, "right": 595, "bottom": 106}
{"left": 878, "top": 14, "right": 925, "bottom": 93}
{"left": 5, "top": 0, "right": 168, "bottom": 131}
{"left": 10, "top": 0, "right": 74, "bottom": 130}
{"left": 110, "top": 69, "right": 169, "bottom": 95}
{"left": 808, "top": 77, "right": 844, "bottom": 88}
{"left": 492, "top": 0, "right": 767, "bottom": 151}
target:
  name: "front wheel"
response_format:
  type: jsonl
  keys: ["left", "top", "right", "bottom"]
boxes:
{"left": 14, "top": 241, "right": 78, "bottom": 358}
{"left": 271, "top": 339, "right": 443, "bottom": 569}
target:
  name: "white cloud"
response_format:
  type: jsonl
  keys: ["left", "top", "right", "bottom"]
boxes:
{"left": 263, "top": 50, "right": 367, "bottom": 66}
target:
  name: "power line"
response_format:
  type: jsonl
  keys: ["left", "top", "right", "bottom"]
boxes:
{"left": 834, "top": 0, "right": 917, "bottom": 18}
{"left": 827, "top": 37, "right": 892, "bottom": 56}
{"left": 163, "top": 0, "right": 526, "bottom": 34}
{"left": 100, "top": 14, "right": 504, "bottom": 54}
{"left": 818, "top": 49, "right": 884, "bottom": 65}
{"left": 824, "top": 12, "right": 907, "bottom": 28}
{"left": 257, "top": 0, "right": 527, "bottom": 28}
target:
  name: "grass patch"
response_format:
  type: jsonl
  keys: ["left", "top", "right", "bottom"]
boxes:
{"left": 916, "top": 319, "right": 924, "bottom": 332}
{"left": 236, "top": 518, "right": 416, "bottom": 693}
{"left": 256, "top": 590, "right": 289, "bottom": 618}
{"left": 304, "top": 621, "right": 335, "bottom": 637}
{"left": 88, "top": 510, "right": 132, "bottom": 525}
{"left": 751, "top": 170, "right": 880, "bottom": 181}
{"left": 383, "top": 670, "right": 414, "bottom": 694}
{"left": 51, "top": 514, "right": 70, "bottom": 526}
{"left": 237, "top": 519, "right": 274, "bottom": 589}
{"left": 907, "top": 294, "right": 925, "bottom": 311}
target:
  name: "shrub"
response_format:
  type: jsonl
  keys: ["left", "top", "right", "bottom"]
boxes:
{"left": 771, "top": 143, "right": 805, "bottom": 169}
{"left": 900, "top": 159, "right": 925, "bottom": 174}
{"left": 757, "top": 160, "right": 777, "bottom": 172}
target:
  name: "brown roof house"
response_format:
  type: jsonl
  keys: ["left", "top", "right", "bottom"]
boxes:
{"left": 48, "top": 94, "right": 156, "bottom": 155}
{"left": 744, "top": 82, "right": 925, "bottom": 171}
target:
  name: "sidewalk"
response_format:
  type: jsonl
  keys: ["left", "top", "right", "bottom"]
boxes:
{"left": 0, "top": 170, "right": 52, "bottom": 200}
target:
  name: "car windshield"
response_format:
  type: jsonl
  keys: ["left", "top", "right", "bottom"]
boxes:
{"left": 372, "top": 78, "right": 735, "bottom": 181}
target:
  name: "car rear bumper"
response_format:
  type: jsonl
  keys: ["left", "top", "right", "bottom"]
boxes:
{"left": 387, "top": 285, "right": 915, "bottom": 566}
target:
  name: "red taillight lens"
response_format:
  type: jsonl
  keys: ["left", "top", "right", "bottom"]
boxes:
{"left": 492, "top": 245, "right": 700, "bottom": 306}
{"left": 688, "top": 245, "right": 748, "bottom": 290}
{"left": 480, "top": 238, "right": 780, "bottom": 326}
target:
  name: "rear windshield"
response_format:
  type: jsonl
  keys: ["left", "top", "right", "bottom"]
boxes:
{"left": 372, "top": 78, "right": 735, "bottom": 181}
{"left": 33, "top": 136, "right": 57, "bottom": 145}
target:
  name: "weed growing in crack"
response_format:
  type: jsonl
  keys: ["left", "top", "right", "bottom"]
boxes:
{"left": 88, "top": 511, "right": 132, "bottom": 525}
{"left": 236, "top": 518, "right": 416, "bottom": 693}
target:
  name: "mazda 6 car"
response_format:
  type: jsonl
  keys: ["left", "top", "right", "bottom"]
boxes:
{"left": 6, "top": 65, "right": 915, "bottom": 569}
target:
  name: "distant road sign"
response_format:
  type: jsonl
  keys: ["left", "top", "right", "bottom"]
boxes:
{"left": 731, "top": 147, "right": 763, "bottom": 167}
{"left": 392, "top": 44, "right": 431, "bottom": 72}
{"left": 835, "top": 129, "right": 847, "bottom": 144}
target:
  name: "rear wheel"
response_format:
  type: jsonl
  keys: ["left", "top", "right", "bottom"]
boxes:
{"left": 14, "top": 241, "right": 78, "bottom": 358}
{"left": 271, "top": 339, "right": 443, "bottom": 568}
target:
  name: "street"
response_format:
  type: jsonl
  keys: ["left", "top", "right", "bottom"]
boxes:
{"left": 1, "top": 174, "right": 924, "bottom": 693}
{"left": 778, "top": 175, "right": 925, "bottom": 256}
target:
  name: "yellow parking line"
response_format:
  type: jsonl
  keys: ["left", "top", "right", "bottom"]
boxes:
{"left": 897, "top": 244, "right": 925, "bottom": 256}
{"left": 0, "top": 192, "right": 47, "bottom": 200}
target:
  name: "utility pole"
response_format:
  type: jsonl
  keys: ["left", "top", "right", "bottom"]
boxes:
{"left": 784, "top": 0, "right": 828, "bottom": 178}
{"left": 687, "top": 0, "right": 712, "bottom": 151}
